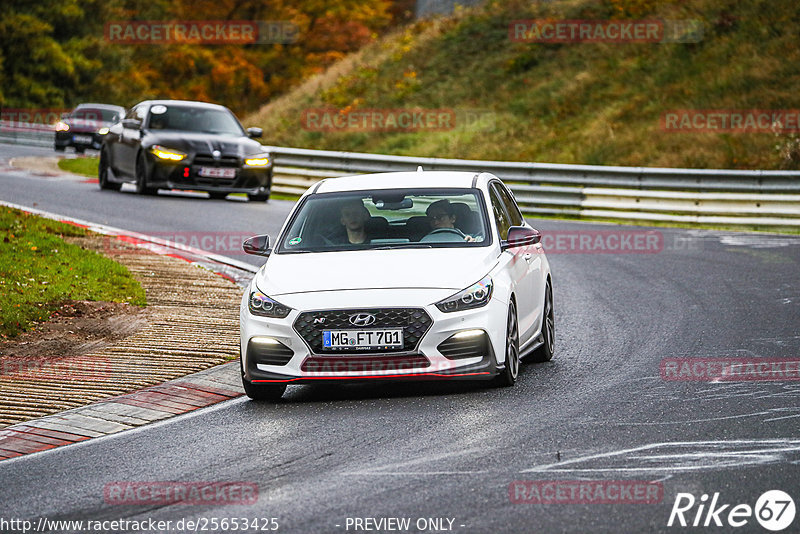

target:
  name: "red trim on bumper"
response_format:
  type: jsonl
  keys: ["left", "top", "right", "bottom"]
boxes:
{"left": 252, "top": 371, "right": 492, "bottom": 383}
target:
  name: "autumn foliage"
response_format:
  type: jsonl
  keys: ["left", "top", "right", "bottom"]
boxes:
{"left": 0, "top": 0, "right": 398, "bottom": 114}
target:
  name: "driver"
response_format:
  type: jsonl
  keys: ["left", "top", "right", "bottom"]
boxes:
{"left": 425, "top": 199, "right": 475, "bottom": 242}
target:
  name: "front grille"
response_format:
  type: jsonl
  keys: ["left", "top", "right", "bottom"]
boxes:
{"left": 193, "top": 154, "right": 240, "bottom": 167}
{"left": 294, "top": 308, "right": 432, "bottom": 354}
{"left": 437, "top": 331, "right": 490, "bottom": 360}
{"left": 248, "top": 338, "right": 293, "bottom": 366}
{"left": 301, "top": 354, "right": 430, "bottom": 373}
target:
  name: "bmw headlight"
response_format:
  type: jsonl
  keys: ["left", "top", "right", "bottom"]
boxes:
{"left": 150, "top": 145, "right": 187, "bottom": 162}
{"left": 55, "top": 121, "right": 70, "bottom": 132}
{"left": 98, "top": 127, "right": 109, "bottom": 135}
{"left": 244, "top": 153, "right": 270, "bottom": 167}
{"left": 435, "top": 275, "right": 493, "bottom": 313}
{"left": 249, "top": 291, "right": 291, "bottom": 318}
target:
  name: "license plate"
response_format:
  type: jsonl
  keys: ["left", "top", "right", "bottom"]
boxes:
{"left": 199, "top": 167, "right": 236, "bottom": 178}
{"left": 73, "top": 135, "right": 92, "bottom": 144}
{"left": 323, "top": 329, "right": 403, "bottom": 350}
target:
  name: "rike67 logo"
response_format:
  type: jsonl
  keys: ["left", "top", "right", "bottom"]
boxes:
{"left": 668, "top": 490, "right": 795, "bottom": 531}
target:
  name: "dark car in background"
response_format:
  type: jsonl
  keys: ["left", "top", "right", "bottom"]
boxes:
{"left": 55, "top": 103, "right": 125, "bottom": 153}
{"left": 99, "top": 100, "right": 273, "bottom": 201}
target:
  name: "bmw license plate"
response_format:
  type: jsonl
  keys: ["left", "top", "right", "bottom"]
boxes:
{"left": 73, "top": 135, "right": 92, "bottom": 144}
{"left": 323, "top": 329, "right": 403, "bottom": 350}
{"left": 199, "top": 167, "right": 236, "bottom": 179}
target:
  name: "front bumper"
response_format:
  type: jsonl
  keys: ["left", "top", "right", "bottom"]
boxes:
{"left": 239, "top": 292, "right": 509, "bottom": 385}
{"left": 145, "top": 153, "right": 272, "bottom": 194}
{"left": 54, "top": 131, "right": 105, "bottom": 150}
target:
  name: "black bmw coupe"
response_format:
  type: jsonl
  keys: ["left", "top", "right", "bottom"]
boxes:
{"left": 99, "top": 100, "right": 273, "bottom": 201}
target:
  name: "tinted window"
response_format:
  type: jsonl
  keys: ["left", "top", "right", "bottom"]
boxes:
{"left": 147, "top": 106, "right": 244, "bottom": 136}
{"left": 125, "top": 105, "right": 146, "bottom": 122}
{"left": 492, "top": 182, "right": 524, "bottom": 226}
{"left": 489, "top": 187, "right": 511, "bottom": 240}
{"left": 73, "top": 108, "right": 121, "bottom": 122}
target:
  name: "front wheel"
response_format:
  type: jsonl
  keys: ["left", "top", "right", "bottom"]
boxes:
{"left": 135, "top": 151, "right": 157, "bottom": 195}
{"left": 495, "top": 300, "right": 520, "bottom": 387}
{"left": 98, "top": 149, "right": 121, "bottom": 191}
{"left": 531, "top": 282, "right": 554, "bottom": 362}
{"left": 242, "top": 378, "right": 286, "bottom": 401}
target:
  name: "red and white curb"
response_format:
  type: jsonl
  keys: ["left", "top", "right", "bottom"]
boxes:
{"left": 0, "top": 363, "right": 243, "bottom": 460}
{"left": 0, "top": 201, "right": 260, "bottom": 461}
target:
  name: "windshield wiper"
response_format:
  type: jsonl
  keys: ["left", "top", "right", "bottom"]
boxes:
{"left": 373, "top": 244, "right": 433, "bottom": 250}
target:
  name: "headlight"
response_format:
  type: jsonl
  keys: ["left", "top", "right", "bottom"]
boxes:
{"left": 55, "top": 121, "right": 69, "bottom": 132}
{"left": 435, "top": 275, "right": 493, "bottom": 313}
{"left": 98, "top": 127, "right": 109, "bottom": 135}
{"left": 249, "top": 291, "right": 291, "bottom": 318}
{"left": 244, "top": 153, "right": 270, "bottom": 167}
{"left": 150, "top": 145, "right": 187, "bottom": 162}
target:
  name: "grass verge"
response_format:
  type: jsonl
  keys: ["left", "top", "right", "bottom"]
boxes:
{"left": 0, "top": 206, "right": 146, "bottom": 338}
{"left": 58, "top": 157, "right": 98, "bottom": 177}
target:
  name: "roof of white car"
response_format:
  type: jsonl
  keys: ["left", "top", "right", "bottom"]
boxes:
{"left": 312, "top": 171, "right": 489, "bottom": 194}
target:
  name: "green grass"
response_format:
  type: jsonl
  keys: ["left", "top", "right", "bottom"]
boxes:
{"left": 58, "top": 157, "right": 98, "bottom": 177}
{"left": 247, "top": 0, "right": 800, "bottom": 170}
{"left": 0, "top": 207, "right": 146, "bottom": 338}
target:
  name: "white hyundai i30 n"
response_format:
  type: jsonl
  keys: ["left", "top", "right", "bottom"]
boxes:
{"left": 239, "top": 171, "right": 554, "bottom": 400}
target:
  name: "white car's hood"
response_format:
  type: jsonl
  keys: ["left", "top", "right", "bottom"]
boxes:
{"left": 256, "top": 248, "right": 498, "bottom": 296}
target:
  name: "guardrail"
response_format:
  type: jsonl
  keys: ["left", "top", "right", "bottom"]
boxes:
{"left": 3, "top": 124, "right": 798, "bottom": 227}
{"left": 267, "top": 146, "right": 800, "bottom": 227}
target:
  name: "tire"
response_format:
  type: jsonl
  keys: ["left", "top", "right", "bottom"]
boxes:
{"left": 208, "top": 192, "right": 228, "bottom": 200}
{"left": 240, "top": 355, "right": 286, "bottom": 401}
{"left": 242, "top": 379, "right": 286, "bottom": 401}
{"left": 54, "top": 145, "right": 65, "bottom": 152}
{"left": 135, "top": 151, "right": 157, "bottom": 195}
{"left": 248, "top": 192, "right": 270, "bottom": 202}
{"left": 495, "top": 300, "right": 520, "bottom": 387}
{"left": 75, "top": 147, "right": 85, "bottom": 154}
{"left": 98, "top": 149, "right": 121, "bottom": 191}
{"left": 531, "top": 282, "right": 555, "bottom": 363}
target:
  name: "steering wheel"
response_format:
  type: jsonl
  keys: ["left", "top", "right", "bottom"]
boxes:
{"left": 427, "top": 227, "right": 465, "bottom": 237}
{"left": 421, "top": 227, "right": 467, "bottom": 243}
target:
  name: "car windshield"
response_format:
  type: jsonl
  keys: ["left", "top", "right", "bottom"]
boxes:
{"left": 72, "top": 108, "right": 120, "bottom": 122}
{"left": 146, "top": 105, "right": 244, "bottom": 135}
{"left": 276, "top": 189, "right": 490, "bottom": 253}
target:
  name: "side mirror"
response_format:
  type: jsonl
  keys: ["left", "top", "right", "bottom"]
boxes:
{"left": 243, "top": 234, "right": 271, "bottom": 256}
{"left": 501, "top": 226, "right": 541, "bottom": 251}
{"left": 247, "top": 127, "right": 263, "bottom": 139}
{"left": 121, "top": 118, "right": 142, "bottom": 130}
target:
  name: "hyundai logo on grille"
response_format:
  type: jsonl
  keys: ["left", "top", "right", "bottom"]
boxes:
{"left": 212, "top": 150, "right": 221, "bottom": 160}
{"left": 349, "top": 313, "right": 376, "bottom": 327}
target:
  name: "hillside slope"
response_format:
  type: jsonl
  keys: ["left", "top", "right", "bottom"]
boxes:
{"left": 246, "top": 0, "right": 799, "bottom": 170}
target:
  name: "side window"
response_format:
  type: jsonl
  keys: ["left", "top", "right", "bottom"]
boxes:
{"left": 125, "top": 105, "right": 146, "bottom": 122}
{"left": 489, "top": 188, "right": 511, "bottom": 240}
{"left": 492, "top": 183, "right": 524, "bottom": 227}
